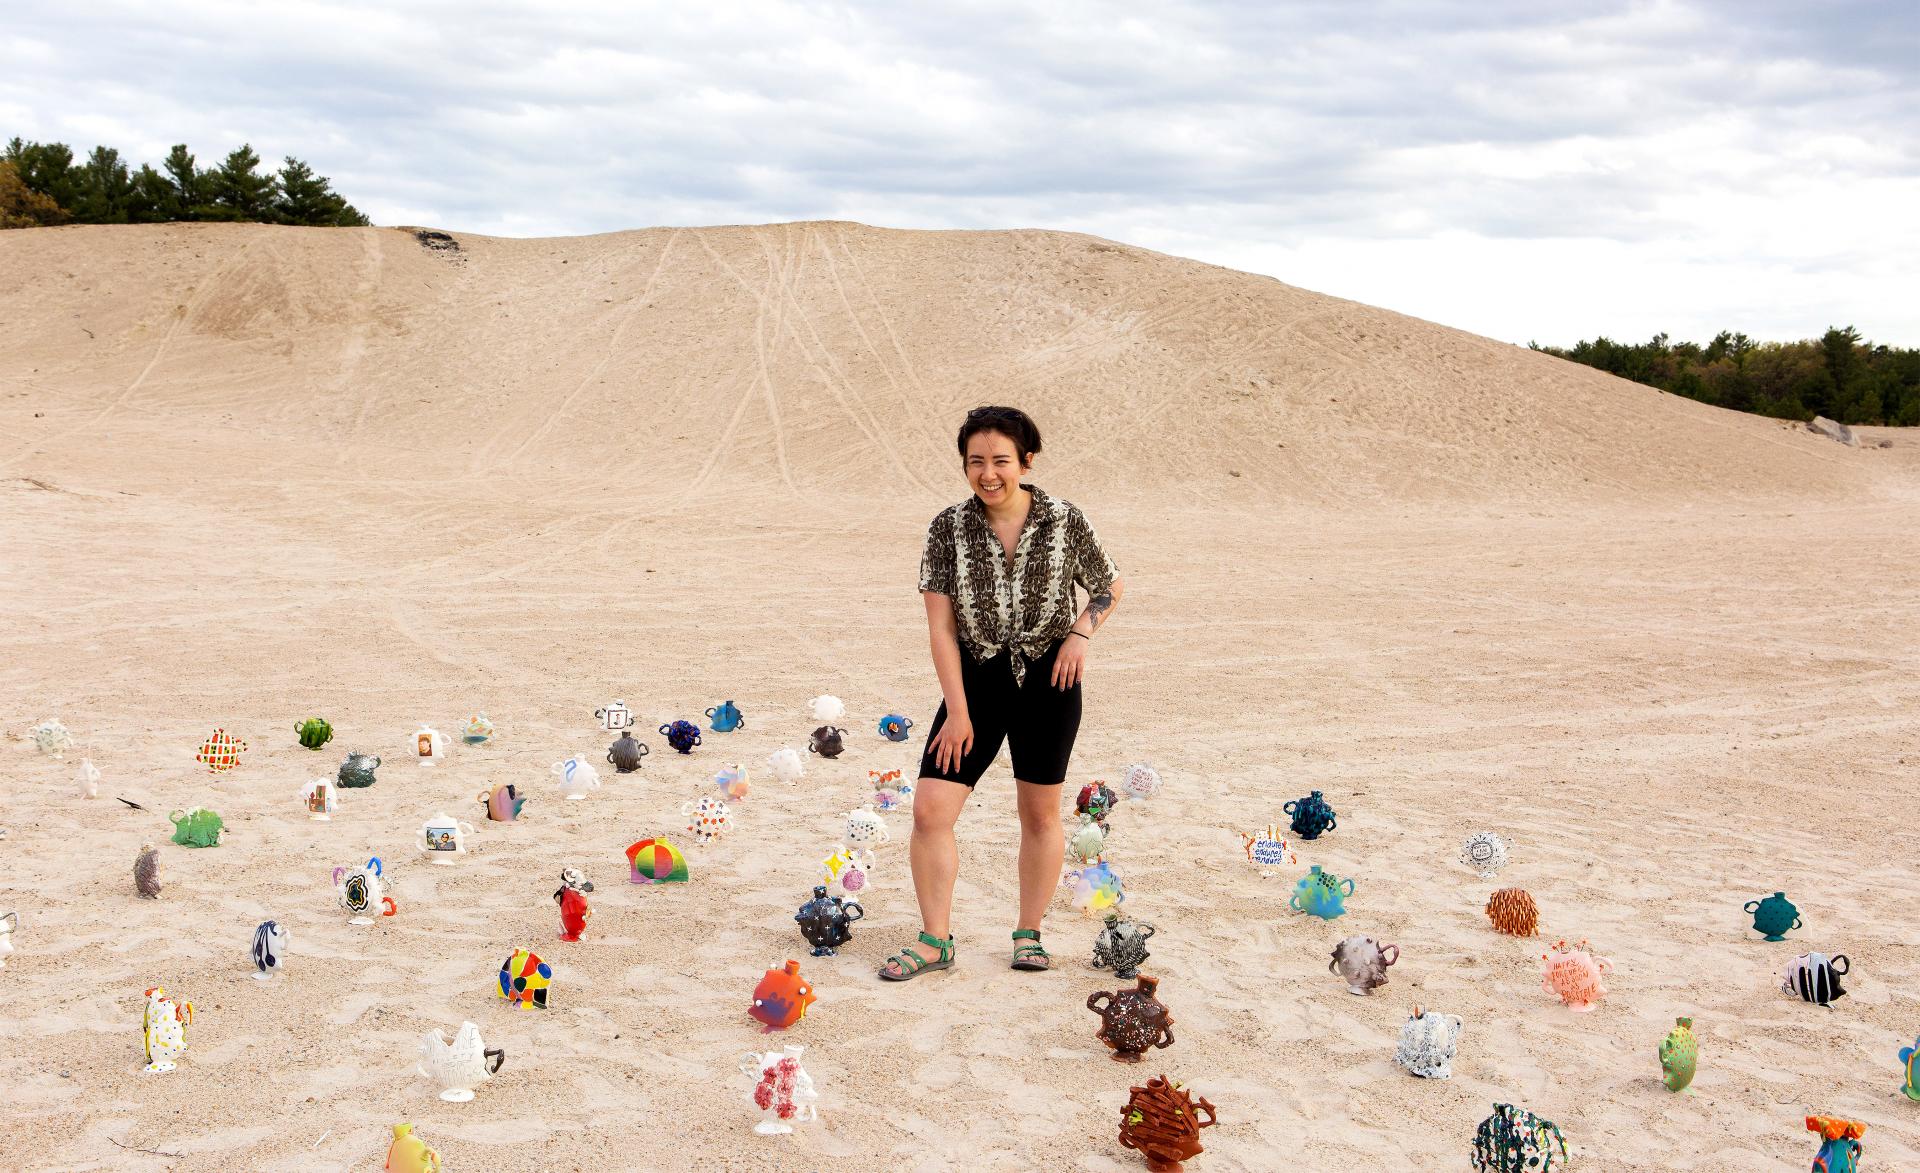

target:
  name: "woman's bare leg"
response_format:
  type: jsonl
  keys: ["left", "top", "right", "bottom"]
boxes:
{"left": 881, "top": 776, "right": 971, "bottom": 976}
{"left": 1014, "top": 779, "right": 1065, "bottom": 932}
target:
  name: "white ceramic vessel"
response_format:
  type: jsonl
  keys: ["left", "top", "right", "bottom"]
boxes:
{"left": 418, "top": 1021, "right": 505, "bottom": 1102}
{"left": 552, "top": 755, "right": 602, "bottom": 800}
{"left": 806, "top": 695, "right": 845, "bottom": 722}
{"left": 1394, "top": 1006, "right": 1462, "bottom": 1078}
{"left": 417, "top": 813, "right": 479, "bottom": 863}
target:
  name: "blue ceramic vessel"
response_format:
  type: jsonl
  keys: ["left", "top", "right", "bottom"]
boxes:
{"left": 1290, "top": 864, "right": 1353, "bottom": 920}
{"left": 1284, "top": 790, "right": 1337, "bottom": 840}
{"left": 704, "top": 700, "right": 745, "bottom": 733}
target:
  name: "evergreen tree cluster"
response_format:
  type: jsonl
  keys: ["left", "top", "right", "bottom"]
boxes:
{"left": 1, "top": 137, "right": 370, "bottom": 229}
{"left": 1532, "top": 329, "right": 1920, "bottom": 427}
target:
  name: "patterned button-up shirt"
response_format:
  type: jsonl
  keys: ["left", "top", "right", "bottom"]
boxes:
{"left": 917, "top": 484, "right": 1119, "bottom": 685}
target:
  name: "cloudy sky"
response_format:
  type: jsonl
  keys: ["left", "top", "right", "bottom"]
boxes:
{"left": 6, "top": 0, "right": 1917, "bottom": 345}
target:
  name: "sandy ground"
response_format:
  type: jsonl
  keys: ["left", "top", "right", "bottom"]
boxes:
{"left": 2, "top": 222, "right": 1917, "bottom": 1171}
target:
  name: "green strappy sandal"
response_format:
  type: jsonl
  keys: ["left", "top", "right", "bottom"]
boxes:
{"left": 878, "top": 931, "right": 955, "bottom": 982}
{"left": 1010, "top": 928, "right": 1051, "bottom": 971}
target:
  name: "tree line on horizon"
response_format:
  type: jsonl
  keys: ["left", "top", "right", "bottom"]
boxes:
{"left": 1532, "top": 328, "right": 1920, "bottom": 427}
{"left": 1, "top": 136, "right": 369, "bottom": 229}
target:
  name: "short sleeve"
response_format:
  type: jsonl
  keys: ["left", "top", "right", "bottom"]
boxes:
{"left": 918, "top": 509, "right": 957, "bottom": 595}
{"left": 1066, "top": 506, "right": 1118, "bottom": 597}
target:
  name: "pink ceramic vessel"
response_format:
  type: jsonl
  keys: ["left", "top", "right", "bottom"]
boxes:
{"left": 1541, "top": 939, "right": 1611, "bottom": 1012}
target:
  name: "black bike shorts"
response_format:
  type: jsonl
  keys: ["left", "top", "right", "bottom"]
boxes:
{"left": 916, "top": 638, "right": 1082, "bottom": 787}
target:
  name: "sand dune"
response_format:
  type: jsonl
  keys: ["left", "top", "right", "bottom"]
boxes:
{"left": 1, "top": 222, "right": 1916, "bottom": 1171}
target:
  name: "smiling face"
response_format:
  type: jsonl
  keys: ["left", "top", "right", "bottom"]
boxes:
{"left": 964, "top": 429, "right": 1032, "bottom": 507}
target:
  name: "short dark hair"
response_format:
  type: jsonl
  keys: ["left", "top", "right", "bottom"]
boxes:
{"left": 957, "top": 405, "right": 1042, "bottom": 464}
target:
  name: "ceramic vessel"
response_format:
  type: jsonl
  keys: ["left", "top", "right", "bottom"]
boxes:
{"left": 1541, "top": 939, "right": 1611, "bottom": 1011}
{"left": 1283, "top": 789, "right": 1337, "bottom": 840}
{"left": 869, "top": 768, "right": 911, "bottom": 810}
{"left": 168, "top": 807, "right": 225, "bottom": 848}
{"left": 559, "top": 867, "right": 595, "bottom": 894}
{"left": 1781, "top": 951, "right": 1848, "bottom": 1006}
{"left": 659, "top": 720, "right": 702, "bottom": 754}
{"left": 1659, "top": 1017, "right": 1698, "bottom": 1092}
{"left": 1117, "top": 1075, "right": 1215, "bottom": 1173}
{"left": 555, "top": 885, "right": 591, "bottom": 940}
{"left": 794, "top": 885, "right": 864, "bottom": 956}
{"left": 706, "top": 700, "right": 746, "bottom": 732}
{"left": 141, "top": 986, "right": 193, "bottom": 1074}
{"left": 476, "top": 782, "right": 526, "bottom": 822}
{"left": 626, "top": 837, "right": 689, "bottom": 883}
{"left": 76, "top": 757, "right": 101, "bottom": 799}
{"left": 606, "top": 731, "right": 649, "bottom": 772}
{"left": 1089, "top": 974, "right": 1175, "bottom": 1063}
{"left": 1072, "top": 860, "right": 1127, "bottom": 917}
{"left": 417, "top": 813, "right": 478, "bottom": 864}
{"left": 767, "top": 747, "right": 805, "bottom": 784}
{"left": 1241, "top": 825, "right": 1296, "bottom": 869}
{"left": 822, "top": 845, "right": 877, "bottom": 896}
{"left": 1898, "top": 1034, "right": 1920, "bottom": 1101}
{"left": 462, "top": 712, "right": 494, "bottom": 744}
{"left": 806, "top": 695, "right": 845, "bottom": 721}
{"left": 1121, "top": 762, "right": 1163, "bottom": 802}
{"left": 295, "top": 716, "right": 333, "bottom": 750}
{"left": 418, "top": 1022, "right": 505, "bottom": 1102}
{"left": 334, "top": 857, "right": 396, "bottom": 924}
{"left": 1091, "top": 912, "right": 1156, "bottom": 980}
{"left": 31, "top": 717, "right": 75, "bottom": 756}
{"left": 1745, "top": 892, "right": 1801, "bottom": 941}
{"left": 250, "top": 920, "right": 287, "bottom": 980}
{"left": 1459, "top": 831, "right": 1509, "bottom": 879}
{"left": 498, "top": 948, "right": 552, "bottom": 1009}
{"left": 195, "top": 727, "right": 248, "bottom": 772}
{"left": 682, "top": 795, "right": 734, "bottom": 845}
{"left": 134, "top": 843, "right": 162, "bottom": 898}
{"left": 1471, "top": 1104, "right": 1568, "bottom": 1173}
{"left": 714, "top": 764, "right": 751, "bottom": 800}
{"left": 1485, "top": 888, "right": 1539, "bottom": 937}
{"left": 411, "top": 723, "right": 447, "bottom": 765}
{"left": 552, "top": 754, "right": 602, "bottom": 800}
{"left": 595, "top": 699, "right": 634, "bottom": 732}
{"left": 338, "top": 750, "right": 381, "bottom": 789}
{"left": 749, "top": 959, "right": 816, "bottom": 1032}
{"left": 1290, "top": 864, "right": 1353, "bottom": 920}
{"left": 1067, "top": 815, "right": 1108, "bottom": 865}
{"left": 385, "top": 1123, "right": 441, "bottom": 1173}
{"left": 1394, "top": 1006, "right": 1463, "bottom": 1079}
{"left": 876, "top": 713, "right": 914, "bottom": 742}
{"left": 1076, "top": 781, "right": 1120, "bottom": 828}
{"left": 741, "top": 1045, "right": 819, "bottom": 1135}
{"left": 0, "top": 910, "right": 16, "bottom": 970}
{"left": 807, "top": 725, "right": 847, "bottom": 758}
{"left": 1805, "top": 1116, "right": 1866, "bottom": 1173}
{"left": 1330, "top": 935, "right": 1399, "bottom": 995}
{"left": 844, "top": 805, "right": 890, "bottom": 845}
{"left": 302, "top": 777, "right": 338, "bottom": 820}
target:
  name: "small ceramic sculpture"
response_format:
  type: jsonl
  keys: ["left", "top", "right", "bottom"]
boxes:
{"left": 1117, "top": 1075, "right": 1215, "bottom": 1173}
{"left": 682, "top": 795, "right": 734, "bottom": 845}
{"left": 417, "top": 813, "right": 477, "bottom": 864}
{"left": 462, "top": 712, "right": 494, "bottom": 744}
{"left": 1805, "top": 1116, "right": 1865, "bottom": 1173}
{"left": 302, "top": 777, "right": 338, "bottom": 820}
{"left": 767, "top": 747, "right": 805, "bottom": 784}
{"left": 337, "top": 750, "right": 381, "bottom": 789}
{"left": 1089, "top": 974, "right": 1175, "bottom": 1063}
{"left": 134, "top": 843, "right": 162, "bottom": 898}
{"left": 335, "top": 857, "right": 396, "bottom": 924}
{"left": 552, "top": 754, "right": 602, "bottom": 800}
{"left": 194, "top": 728, "right": 247, "bottom": 772}
{"left": 1077, "top": 781, "right": 1120, "bottom": 829}
{"left": 1067, "top": 815, "right": 1108, "bottom": 866}
{"left": 1659, "top": 1017, "right": 1698, "bottom": 1092}
{"left": 498, "top": 948, "right": 551, "bottom": 1009}
{"left": 1781, "top": 951, "right": 1849, "bottom": 1007}
{"left": 807, "top": 695, "right": 846, "bottom": 722}
{"left": 418, "top": 1022, "right": 505, "bottom": 1102}
{"left": 1072, "top": 860, "right": 1127, "bottom": 917}
{"left": 659, "top": 720, "right": 702, "bottom": 754}
{"left": 626, "top": 837, "right": 689, "bottom": 884}
{"left": 1283, "top": 789, "right": 1336, "bottom": 840}
{"left": 168, "top": 807, "right": 225, "bottom": 848}
{"left": 741, "top": 1045, "right": 819, "bottom": 1135}
{"left": 559, "top": 867, "right": 595, "bottom": 894}
{"left": 876, "top": 713, "right": 914, "bottom": 742}
{"left": 1330, "top": 935, "right": 1399, "bottom": 995}
{"left": 1121, "top": 762, "right": 1163, "bottom": 802}
{"left": 1471, "top": 1104, "right": 1568, "bottom": 1173}
{"left": 822, "top": 845, "right": 877, "bottom": 896}
{"left": 749, "top": 959, "right": 816, "bottom": 1032}
{"left": 1485, "top": 887, "right": 1539, "bottom": 937}
{"left": 1394, "top": 1006, "right": 1463, "bottom": 1079}
{"left": 870, "top": 768, "right": 910, "bottom": 810}
{"left": 295, "top": 716, "right": 334, "bottom": 750}
{"left": 1541, "top": 939, "right": 1611, "bottom": 1011}
{"left": 794, "top": 886, "right": 864, "bottom": 956}
{"left": 141, "top": 985, "right": 193, "bottom": 1074}
{"left": 607, "top": 730, "right": 650, "bottom": 773}
{"left": 595, "top": 699, "right": 635, "bottom": 732}
{"left": 1091, "top": 912, "right": 1156, "bottom": 980}
{"left": 714, "top": 763, "right": 751, "bottom": 800}
{"left": 844, "top": 805, "right": 890, "bottom": 845}
{"left": 0, "top": 910, "right": 16, "bottom": 970}
{"left": 1240, "top": 825, "right": 1296, "bottom": 870}
{"left": 807, "top": 725, "right": 847, "bottom": 759}
{"left": 1899, "top": 1034, "right": 1920, "bottom": 1101}
{"left": 411, "top": 724, "right": 447, "bottom": 764}
{"left": 385, "top": 1123, "right": 442, "bottom": 1173}
{"left": 1290, "top": 864, "right": 1353, "bottom": 920}
{"left": 1459, "top": 831, "right": 1509, "bottom": 879}
{"left": 476, "top": 781, "right": 525, "bottom": 822}
{"left": 706, "top": 700, "right": 746, "bottom": 732}
{"left": 32, "top": 717, "right": 75, "bottom": 756}
{"left": 1745, "top": 892, "right": 1801, "bottom": 941}
{"left": 76, "top": 757, "right": 101, "bottom": 798}
{"left": 250, "top": 920, "right": 287, "bottom": 980}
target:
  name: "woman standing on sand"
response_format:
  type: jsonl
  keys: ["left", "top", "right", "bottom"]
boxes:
{"left": 879, "top": 406, "right": 1124, "bottom": 980}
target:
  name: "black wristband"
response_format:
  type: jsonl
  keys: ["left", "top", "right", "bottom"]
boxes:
{"left": 1067, "top": 630, "right": 1091, "bottom": 642}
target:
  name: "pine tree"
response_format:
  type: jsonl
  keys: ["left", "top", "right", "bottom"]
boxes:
{"left": 163, "top": 144, "right": 201, "bottom": 220}
{"left": 206, "top": 143, "right": 278, "bottom": 221}
{"left": 126, "top": 164, "right": 176, "bottom": 222}
{"left": 275, "top": 156, "right": 369, "bottom": 226}
{"left": 0, "top": 159, "right": 68, "bottom": 227}
{"left": 73, "top": 145, "right": 133, "bottom": 223}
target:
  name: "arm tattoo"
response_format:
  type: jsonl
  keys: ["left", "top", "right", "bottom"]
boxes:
{"left": 1085, "top": 590, "right": 1113, "bottom": 632}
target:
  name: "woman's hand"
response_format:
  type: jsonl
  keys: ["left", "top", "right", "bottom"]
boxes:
{"left": 1052, "top": 632, "right": 1089, "bottom": 690}
{"left": 929, "top": 711, "right": 974, "bottom": 774}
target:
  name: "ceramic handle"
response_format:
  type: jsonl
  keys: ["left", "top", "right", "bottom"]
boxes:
{"left": 1340, "top": 878, "right": 1356, "bottom": 896}
{"left": 1325, "top": 815, "right": 1337, "bottom": 831}
{"left": 380, "top": 897, "right": 397, "bottom": 916}
{"left": 417, "top": 834, "right": 430, "bottom": 853}
{"left": 1086, "top": 991, "right": 1112, "bottom": 1013}
{"left": 1830, "top": 954, "right": 1850, "bottom": 974}
{"left": 368, "top": 756, "right": 380, "bottom": 768}
{"left": 843, "top": 902, "right": 865, "bottom": 923}
{"left": 1283, "top": 801, "right": 1297, "bottom": 814}
{"left": 705, "top": 707, "right": 716, "bottom": 717}
{"left": 1744, "top": 900, "right": 1761, "bottom": 913}
{"left": 1289, "top": 892, "right": 1303, "bottom": 911}
{"left": 1193, "top": 1100, "right": 1217, "bottom": 1129}
{"left": 1136, "top": 924, "right": 1156, "bottom": 940}
{"left": 1154, "top": 1023, "right": 1175, "bottom": 1049}
{"left": 332, "top": 866, "right": 346, "bottom": 884}
{"left": 1381, "top": 944, "right": 1400, "bottom": 966}
{"left": 459, "top": 822, "right": 476, "bottom": 836}
{"left": 179, "top": 1002, "right": 193, "bottom": 1025}
{"left": 1792, "top": 916, "right": 1803, "bottom": 929}
{"left": 736, "top": 718, "right": 746, "bottom": 730}
{"left": 484, "top": 1048, "right": 506, "bottom": 1075}
{"left": 658, "top": 725, "right": 671, "bottom": 736}
{"left": 369, "top": 856, "right": 384, "bottom": 876}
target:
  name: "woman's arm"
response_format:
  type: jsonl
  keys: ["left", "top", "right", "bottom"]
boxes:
{"left": 1052, "top": 576, "right": 1123, "bottom": 690}
{"left": 1070, "top": 576, "right": 1124, "bottom": 638}
{"left": 923, "top": 590, "right": 974, "bottom": 772}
